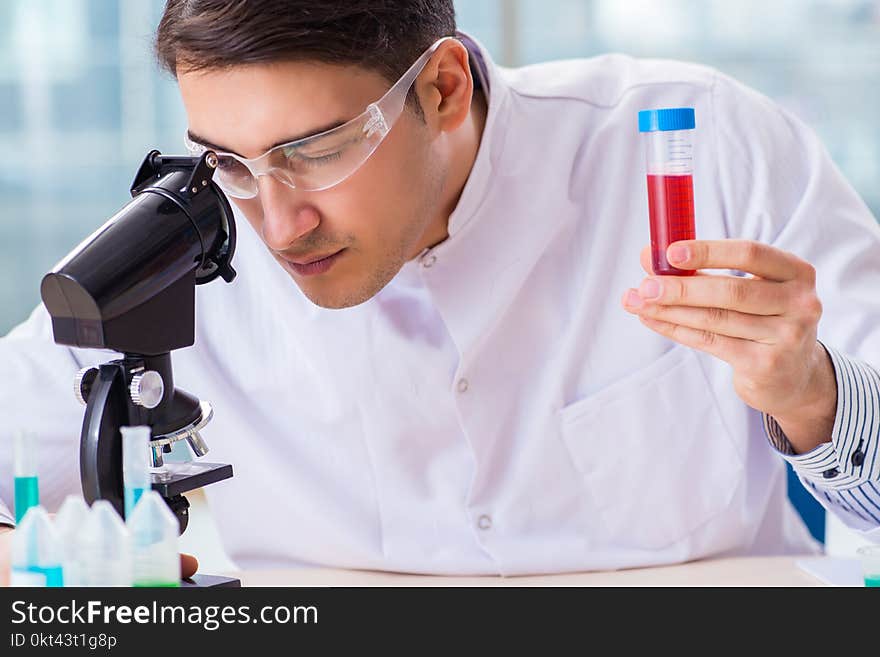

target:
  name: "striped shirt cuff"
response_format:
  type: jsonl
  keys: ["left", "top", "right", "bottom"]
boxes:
{"left": 0, "top": 499, "right": 14, "bottom": 528}
{"left": 763, "top": 344, "right": 880, "bottom": 491}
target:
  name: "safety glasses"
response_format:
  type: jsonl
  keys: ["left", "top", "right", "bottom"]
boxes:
{"left": 184, "top": 36, "right": 455, "bottom": 199}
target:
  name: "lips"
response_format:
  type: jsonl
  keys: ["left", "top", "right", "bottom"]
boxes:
{"left": 281, "top": 249, "right": 345, "bottom": 277}
{"left": 285, "top": 250, "right": 342, "bottom": 266}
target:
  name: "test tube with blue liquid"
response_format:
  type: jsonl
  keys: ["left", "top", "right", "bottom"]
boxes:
{"left": 857, "top": 545, "right": 880, "bottom": 587}
{"left": 10, "top": 506, "right": 64, "bottom": 587}
{"left": 122, "top": 425, "right": 152, "bottom": 519}
{"left": 13, "top": 430, "right": 39, "bottom": 523}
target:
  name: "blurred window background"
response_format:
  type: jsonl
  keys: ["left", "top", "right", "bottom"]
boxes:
{"left": 1, "top": 0, "right": 879, "bottom": 336}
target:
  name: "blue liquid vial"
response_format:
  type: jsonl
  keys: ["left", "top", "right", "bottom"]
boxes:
{"left": 13, "top": 431, "right": 40, "bottom": 523}
{"left": 14, "top": 476, "right": 39, "bottom": 523}
{"left": 122, "top": 426, "right": 152, "bottom": 519}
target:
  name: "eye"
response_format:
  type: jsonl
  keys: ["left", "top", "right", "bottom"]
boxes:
{"left": 215, "top": 156, "right": 239, "bottom": 170}
{"left": 302, "top": 151, "right": 342, "bottom": 165}
{"left": 284, "top": 148, "right": 343, "bottom": 170}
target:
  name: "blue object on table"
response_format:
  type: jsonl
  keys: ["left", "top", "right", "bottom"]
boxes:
{"left": 787, "top": 463, "right": 826, "bottom": 543}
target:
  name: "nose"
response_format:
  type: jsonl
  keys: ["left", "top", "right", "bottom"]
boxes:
{"left": 256, "top": 176, "right": 321, "bottom": 251}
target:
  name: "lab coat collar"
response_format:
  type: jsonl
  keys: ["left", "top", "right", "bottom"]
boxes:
{"left": 410, "top": 32, "right": 566, "bottom": 362}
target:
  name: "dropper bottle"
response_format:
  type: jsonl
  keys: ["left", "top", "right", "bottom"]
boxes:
{"left": 76, "top": 500, "right": 132, "bottom": 586}
{"left": 53, "top": 495, "right": 90, "bottom": 587}
{"left": 10, "top": 506, "right": 63, "bottom": 587}
{"left": 129, "top": 490, "right": 180, "bottom": 587}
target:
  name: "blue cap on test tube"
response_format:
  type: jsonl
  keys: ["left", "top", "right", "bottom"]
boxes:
{"left": 10, "top": 506, "right": 63, "bottom": 587}
{"left": 638, "top": 107, "right": 696, "bottom": 132}
{"left": 13, "top": 430, "right": 40, "bottom": 523}
{"left": 122, "top": 426, "right": 152, "bottom": 519}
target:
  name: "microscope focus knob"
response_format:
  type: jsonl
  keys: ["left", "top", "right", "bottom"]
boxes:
{"left": 130, "top": 370, "right": 165, "bottom": 409}
{"left": 74, "top": 367, "right": 99, "bottom": 405}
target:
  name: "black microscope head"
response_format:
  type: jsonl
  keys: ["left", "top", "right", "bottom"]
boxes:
{"left": 40, "top": 151, "right": 236, "bottom": 355}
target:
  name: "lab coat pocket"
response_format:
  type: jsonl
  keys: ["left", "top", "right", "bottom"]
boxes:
{"left": 559, "top": 345, "right": 743, "bottom": 550}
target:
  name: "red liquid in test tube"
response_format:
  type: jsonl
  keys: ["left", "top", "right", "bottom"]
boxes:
{"left": 646, "top": 173, "right": 696, "bottom": 275}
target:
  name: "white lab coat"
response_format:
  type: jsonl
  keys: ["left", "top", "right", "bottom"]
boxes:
{"left": 3, "top": 35, "right": 880, "bottom": 575}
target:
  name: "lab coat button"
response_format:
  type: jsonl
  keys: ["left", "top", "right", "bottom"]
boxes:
{"left": 822, "top": 467, "right": 839, "bottom": 479}
{"left": 477, "top": 515, "right": 492, "bottom": 530}
{"left": 457, "top": 378, "right": 469, "bottom": 393}
{"left": 421, "top": 254, "right": 437, "bottom": 268}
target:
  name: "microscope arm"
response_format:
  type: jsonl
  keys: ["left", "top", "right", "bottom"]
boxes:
{"left": 80, "top": 363, "right": 126, "bottom": 513}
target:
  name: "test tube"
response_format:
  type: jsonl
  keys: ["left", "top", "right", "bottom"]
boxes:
{"left": 638, "top": 107, "right": 697, "bottom": 276}
{"left": 122, "top": 425, "right": 152, "bottom": 519}
{"left": 13, "top": 430, "right": 39, "bottom": 523}
{"left": 128, "top": 490, "right": 181, "bottom": 587}
{"left": 75, "top": 500, "right": 132, "bottom": 587}
{"left": 10, "top": 506, "right": 63, "bottom": 587}
{"left": 53, "top": 495, "right": 90, "bottom": 587}
{"left": 856, "top": 545, "right": 880, "bottom": 587}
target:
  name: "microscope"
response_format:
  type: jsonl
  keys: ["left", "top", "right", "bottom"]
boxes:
{"left": 40, "top": 150, "right": 240, "bottom": 586}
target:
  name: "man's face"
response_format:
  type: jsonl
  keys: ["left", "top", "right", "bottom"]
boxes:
{"left": 178, "top": 60, "right": 445, "bottom": 309}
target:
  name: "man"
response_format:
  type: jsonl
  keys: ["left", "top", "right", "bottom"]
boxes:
{"left": 1, "top": 0, "right": 879, "bottom": 580}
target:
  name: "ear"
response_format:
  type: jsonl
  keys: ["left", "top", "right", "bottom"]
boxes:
{"left": 415, "top": 39, "right": 474, "bottom": 134}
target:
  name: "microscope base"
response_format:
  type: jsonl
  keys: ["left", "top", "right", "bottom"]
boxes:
{"left": 181, "top": 574, "right": 242, "bottom": 587}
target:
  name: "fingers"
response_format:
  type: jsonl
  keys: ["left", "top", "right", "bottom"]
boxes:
{"left": 639, "top": 245, "right": 706, "bottom": 277}
{"left": 665, "top": 240, "right": 811, "bottom": 282}
{"left": 623, "top": 292, "right": 778, "bottom": 343}
{"left": 181, "top": 553, "right": 199, "bottom": 580}
{"left": 629, "top": 275, "right": 791, "bottom": 315}
{"left": 636, "top": 315, "right": 752, "bottom": 364}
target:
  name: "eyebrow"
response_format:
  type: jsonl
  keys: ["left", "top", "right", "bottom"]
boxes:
{"left": 187, "top": 120, "right": 347, "bottom": 157}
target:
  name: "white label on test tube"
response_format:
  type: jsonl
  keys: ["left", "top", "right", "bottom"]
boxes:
{"left": 122, "top": 425, "right": 152, "bottom": 519}
{"left": 13, "top": 430, "right": 39, "bottom": 523}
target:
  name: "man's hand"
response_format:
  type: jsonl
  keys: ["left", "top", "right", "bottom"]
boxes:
{"left": 622, "top": 239, "right": 837, "bottom": 454}
{"left": 1, "top": 525, "right": 199, "bottom": 585}
{"left": 181, "top": 553, "right": 199, "bottom": 580}
{"left": 1, "top": 525, "right": 12, "bottom": 586}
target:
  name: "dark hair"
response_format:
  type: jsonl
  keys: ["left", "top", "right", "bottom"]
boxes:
{"left": 155, "top": 0, "right": 457, "bottom": 83}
